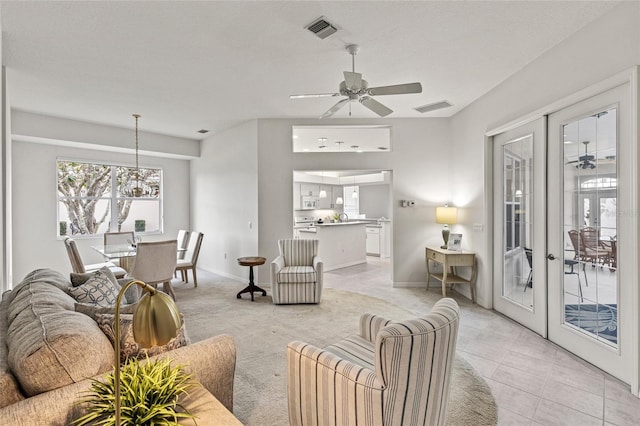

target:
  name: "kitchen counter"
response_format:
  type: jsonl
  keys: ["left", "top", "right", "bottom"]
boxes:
{"left": 315, "top": 221, "right": 369, "bottom": 227}
{"left": 299, "top": 222, "right": 367, "bottom": 271}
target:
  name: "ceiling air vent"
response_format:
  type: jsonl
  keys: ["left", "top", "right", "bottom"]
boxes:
{"left": 414, "top": 101, "right": 452, "bottom": 114}
{"left": 305, "top": 16, "right": 338, "bottom": 39}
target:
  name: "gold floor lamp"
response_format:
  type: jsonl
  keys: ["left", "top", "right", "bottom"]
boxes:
{"left": 114, "top": 280, "right": 182, "bottom": 426}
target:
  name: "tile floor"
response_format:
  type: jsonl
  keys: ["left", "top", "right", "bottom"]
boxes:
{"left": 323, "top": 257, "right": 640, "bottom": 425}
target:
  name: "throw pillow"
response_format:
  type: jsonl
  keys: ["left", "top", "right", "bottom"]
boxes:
{"left": 96, "top": 313, "right": 190, "bottom": 364}
{"left": 68, "top": 268, "right": 119, "bottom": 307}
{"left": 70, "top": 266, "right": 120, "bottom": 289}
{"left": 74, "top": 302, "right": 137, "bottom": 321}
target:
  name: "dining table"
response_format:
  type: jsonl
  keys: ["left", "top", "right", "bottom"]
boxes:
{"left": 92, "top": 245, "right": 138, "bottom": 272}
{"left": 93, "top": 244, "right": 188, "bottom": 274}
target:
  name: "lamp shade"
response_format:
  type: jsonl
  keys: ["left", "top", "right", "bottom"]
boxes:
{"left": 435, "top": 206, "right": 458, "bottom": 225}
{"left": 336, "top": 197, "right": 344, "bottom": 205}
{"left": 133, "top": 289, "right": 181, "bottom": 348}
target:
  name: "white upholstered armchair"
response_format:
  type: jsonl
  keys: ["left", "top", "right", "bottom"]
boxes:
{"left": 271, "top": 239, "right": 323, "bottom": 304}
{"left": 287, "top": 298, "right": 460, "bottom": 426}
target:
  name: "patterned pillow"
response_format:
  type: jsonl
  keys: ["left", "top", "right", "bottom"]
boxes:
{"left": 70, "top": 266, "right": 120, "bottom": 289}
{"left": 68, "top": 268, "right": 119, "bottom": 307}
{"left": 96, "top": 313, "right": 190, "bottom": 364}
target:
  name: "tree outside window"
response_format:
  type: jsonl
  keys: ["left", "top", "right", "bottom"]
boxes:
{"left": 57, "top": 161, "right": 162, "bottom": 237}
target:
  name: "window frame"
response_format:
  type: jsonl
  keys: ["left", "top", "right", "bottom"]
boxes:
{"left": 56, "top": 158, "right": 164, "bottom": 239}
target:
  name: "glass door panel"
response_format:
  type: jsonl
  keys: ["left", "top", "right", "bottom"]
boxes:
{"left": 493, "top": 117, "right": 546, "bottom": 337}
{"left": 561, "top": 107, "right": 617, "bottom": 347}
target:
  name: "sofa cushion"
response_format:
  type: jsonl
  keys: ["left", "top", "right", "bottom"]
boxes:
{"left": 277, "top": 266, "right": 317, "bottom": 284}
{"left": 68, "top": 268, "right": 119, "bottom": 306}
{"left": 5, "top": 269, "right": 114, "bottom": 397}
{"left": 97, "top": 313, "right": 190, "bottom": 364}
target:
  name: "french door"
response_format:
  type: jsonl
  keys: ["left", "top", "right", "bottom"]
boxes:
{"left": 547, "top": 83, "right": 633, "bottom": 382}
{"left": 492, "top": 118, "right": 547, "bottom": 336}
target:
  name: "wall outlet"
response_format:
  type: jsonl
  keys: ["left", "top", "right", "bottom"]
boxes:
{"left": 407, "top": 200, "right": 415, "bottom": 207}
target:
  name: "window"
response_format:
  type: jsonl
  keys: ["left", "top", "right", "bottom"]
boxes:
{"left": 342, "top": 185, "right": 359, "bottom": 218}
{"left": 57, "top": 160, "right": 162, "bottom": 237}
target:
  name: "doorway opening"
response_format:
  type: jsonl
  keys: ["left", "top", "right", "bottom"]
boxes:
{"left": 292, "top": 169, "right": 392, "bottom": 280}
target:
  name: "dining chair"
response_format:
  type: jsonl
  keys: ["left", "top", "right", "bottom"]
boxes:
{"left": 176, "top": 229, "right": 190, "bottom": 260}
{"left": 63, "top": 237, "right": 127, "bottom": 278}
{"left": 127, "top": 240, "right": 178, "bottom": 300}
{"left": 103, "top": 231, "right": 135, "bottom": 253}
{"left": 176, "top": 231, "right": 204, "bottom": 288}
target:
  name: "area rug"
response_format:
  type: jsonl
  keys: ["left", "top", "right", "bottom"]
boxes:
{"left": 172, "top": 277, "right": 497, "bottom": 425}
{"left": 564, "top": 303, "right": 617, "bottom": 345}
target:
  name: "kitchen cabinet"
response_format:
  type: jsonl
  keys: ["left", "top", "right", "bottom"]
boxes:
{"left": 300, "top": 183, "right": 319, "bottom": 197}
{"left": 366, "top": 226, "right": 381, "bottom": 256}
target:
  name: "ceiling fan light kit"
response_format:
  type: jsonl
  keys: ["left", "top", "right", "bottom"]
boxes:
{"left": 290, "top": 44, "right": 422, "bottom": 118}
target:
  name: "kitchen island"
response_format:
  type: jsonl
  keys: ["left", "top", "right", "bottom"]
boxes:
{"left": 298, "top": 221, "right": 367, "bottom": 271}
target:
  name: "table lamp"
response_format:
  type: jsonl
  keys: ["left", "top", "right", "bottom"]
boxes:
{"left": 435, "top": 205, "right": 458, "bottom": 249}
{"left": 114, "top": 280, "right": 181, "bottom": 426}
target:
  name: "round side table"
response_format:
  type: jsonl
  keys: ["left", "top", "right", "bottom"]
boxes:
{"left": 236, "top": 256, "right": 267, "bottom": 301}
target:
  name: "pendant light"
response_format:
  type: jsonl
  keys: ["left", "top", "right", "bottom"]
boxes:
{"left": 351, "top": 175, "right": 358, "bottom": 199}
{"left": 123, "top": 114, "right": 146, "bottom": 197}
{"left": 319, "top": 172, "right": 327, "bottom": 198}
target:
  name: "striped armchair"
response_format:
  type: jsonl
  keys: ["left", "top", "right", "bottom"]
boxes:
{"left": 271, "top": 239, "right": 323, "bottom": 304}
{"left": 287, "top": 298, "right": 460, "bottom": 426}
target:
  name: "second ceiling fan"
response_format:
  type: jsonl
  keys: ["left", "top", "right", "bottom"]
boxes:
{"left": 290, "top": 44, "right": 422, "bottom": 118}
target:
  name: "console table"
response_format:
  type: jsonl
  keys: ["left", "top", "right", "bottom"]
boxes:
{"left": 425, "top": 247, "right": 477, "bottom": 303}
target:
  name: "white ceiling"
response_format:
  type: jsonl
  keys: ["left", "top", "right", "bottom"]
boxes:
{"left": 0, "top": 1, "right": 619, "bottom": 140}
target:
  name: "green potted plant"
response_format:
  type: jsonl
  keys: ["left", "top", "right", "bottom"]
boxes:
{"left": 73, "top": 357, "right": 198, "bottom": 425}
{"left": 59, "top": 221, "right": 68, "bottom": 236}
{"left": 134, "top": 219, "right": 146, "bottom": 233}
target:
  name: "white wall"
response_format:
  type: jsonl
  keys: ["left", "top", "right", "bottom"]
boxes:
{"left": 450, "top": 2, "right": 640, "bottom": 306}
{"left": 191, "top": 120, "right": 259, "bottom": 282}
{"left": 359, "top": 184, "right": 391, "bottom": 219}
{"left": 256, "top": 118, "right": 452, "bottom": 288}
{"left": 9, "top": 112, "right": 195, "bottom": 285}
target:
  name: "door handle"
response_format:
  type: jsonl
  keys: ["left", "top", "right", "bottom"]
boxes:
{"left": 547, "top": 254, "right": 557, "bottom": 260}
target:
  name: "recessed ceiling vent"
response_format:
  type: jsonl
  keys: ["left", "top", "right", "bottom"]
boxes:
{"left": 414, "top": 101, "right": 452, "bottom": 113}
{"left": 305, "top": 16, "right": 338, "bottom": 39}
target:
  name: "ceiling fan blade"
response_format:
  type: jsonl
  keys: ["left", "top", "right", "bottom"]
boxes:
{"left": 290, "top": 92, "right": 341, "bottom": 99}
{"left": 343, "top": 71, "right": 363, "bottom": 91}
{"left": 320, "top": 98, "right": 350, "bottom": 119}
{"left": 367, "top": 82, "right": 422, "bottom": 96}
{"left": 359, "top": 96, "right": 393, "bottom": 117}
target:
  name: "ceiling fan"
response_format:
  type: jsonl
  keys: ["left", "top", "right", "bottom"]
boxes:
{"left": 290, "top": 44, "right": 422, "bottom": 118}
{"left": 572, "top": 141, "right": 596, "bottom": 169}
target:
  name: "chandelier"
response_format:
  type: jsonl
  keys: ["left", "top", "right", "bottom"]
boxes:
{"left": 122, "top": 114, "right": 149, "bottom": 198}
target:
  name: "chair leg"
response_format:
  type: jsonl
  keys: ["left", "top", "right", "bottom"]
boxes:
{"left": 192, "top": 267, "right": 197, "bottom": 288}
{"left": 183, "top": 269, "right": 188, "bottom": 283}
{"left": 581, "top": 262, "right": 589, "bottom": 287}
{"left": 162, "top": 281, "right": 176, "bottom": 300}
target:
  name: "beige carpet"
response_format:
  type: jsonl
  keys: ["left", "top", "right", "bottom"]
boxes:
{"left": 172, "top": 275, "right": 497, "bottom": 425}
